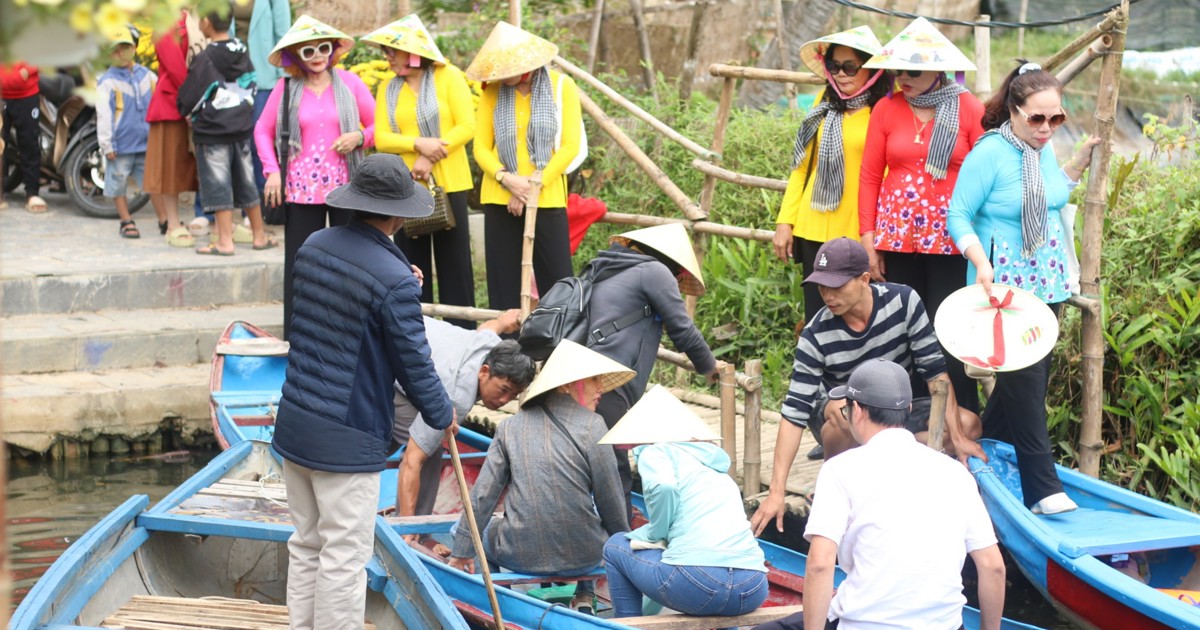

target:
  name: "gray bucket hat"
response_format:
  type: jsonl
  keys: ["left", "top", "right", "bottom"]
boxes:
{"left": 325, "top": 154, "right": 434, "bottom": 218}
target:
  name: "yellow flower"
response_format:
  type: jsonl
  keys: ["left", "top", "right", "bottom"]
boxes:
{"left": 95, "top": 3, "right": 131, "bottom": 36}
{"left": 69, "top": 3, "right": 94, "bottom": 32}
{"left": 113, "top": 0, "right": 146, "bottom": 11}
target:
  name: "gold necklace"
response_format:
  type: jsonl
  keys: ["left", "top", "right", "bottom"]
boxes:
{"left": 912, "top": 110, "right": 933, "bottom": 145}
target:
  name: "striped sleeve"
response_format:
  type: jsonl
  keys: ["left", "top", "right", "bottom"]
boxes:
{"left": 782, "top": 327, "right": 827, "bottom": 427}
{"left": 903, "top": 287, "right": 947, "bottom": 381}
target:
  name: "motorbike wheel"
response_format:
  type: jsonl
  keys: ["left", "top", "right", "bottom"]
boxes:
{"left": 62, "top": 133, "right": 150, "bottom": 218}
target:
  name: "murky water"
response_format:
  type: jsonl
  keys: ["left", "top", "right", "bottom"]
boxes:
{"left": 7, "top": 450, "right": 1072, "bottom": 628}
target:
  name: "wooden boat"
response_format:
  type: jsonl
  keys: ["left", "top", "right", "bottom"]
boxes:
{"left": 970, "top": 439, "right": 1200, "bottom": 630}
{"left": 209, "top": 320, "right": 288, "bottom": 450}
{"left": 11, "top": 440, "right": 468, "bottom": 630}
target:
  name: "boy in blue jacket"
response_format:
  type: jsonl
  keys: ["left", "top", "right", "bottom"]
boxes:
{"left": 97, "top": 25, "right": 158, "bottom": 238}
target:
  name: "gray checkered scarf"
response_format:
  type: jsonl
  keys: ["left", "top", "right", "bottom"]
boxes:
{"left": 790, "top": 93, "right": 871, "bottom": 211}
{"left": 906, "top": 80, "right": 967, "bottom": 180}
{"left": 985, "top": 121, "right": 1047, "bottom": 257}
{"left": 384, "top": 69, "right": 440, "bottom": 139}
{"left": 277, "top": 70, "right": 363, "bottom": 178}
{"left": 495, "top": 67, "right": 556, "bottom": 171}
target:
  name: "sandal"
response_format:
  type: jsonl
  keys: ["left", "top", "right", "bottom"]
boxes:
{"left": 232, "top": 223, "right": 254, "bottom": 244}
{"left": 119, "top": 220, "right": 141, "bottom": 239}
{"left": 26, "top": 195, "right": 48, "bottom": 213}
{"left": 158, "top": 220, "right": 169, "bottom": 235}
{"left": 196, "top": 243, "right": 235, "bottom": 256}
{"left": 188, "top": 216, "right": 210, "bottom": 237}
{"left": 166, "top": 226, "right": 196, "bottom": 248}
{"left": 252, "top": 236, "right": 280, "bottom": 250}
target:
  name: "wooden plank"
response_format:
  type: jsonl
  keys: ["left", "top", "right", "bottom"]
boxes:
{"left": 101, "top": 596, "right": 378, "bottom": 630}
{"left": 611, "top": 604, "right": 802, "bottom": 628}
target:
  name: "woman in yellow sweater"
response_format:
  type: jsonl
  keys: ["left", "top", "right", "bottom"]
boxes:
{"left": 365, "top": 15, "right": 477, "bottom": 328}
{"left": 774, "top": 26, "right": 891, "bottom": 325}
{"left": 466, "top": 22, "right": 583, "bottom": 311}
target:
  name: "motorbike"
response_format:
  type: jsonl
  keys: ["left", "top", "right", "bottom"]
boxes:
{"left": 2, "top": 72, "right": 149, "bottom": 218}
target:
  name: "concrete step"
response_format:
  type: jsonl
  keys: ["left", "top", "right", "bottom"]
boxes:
{"left": 2, "top": 363, "right": 212, "bottom": 454}
{"left": 1, "top": 303, "right": 283, "bottom": 375}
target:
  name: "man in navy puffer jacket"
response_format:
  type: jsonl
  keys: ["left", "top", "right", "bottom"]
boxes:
{"left": 273, "top": 154, "right": 455, "bottom": 630}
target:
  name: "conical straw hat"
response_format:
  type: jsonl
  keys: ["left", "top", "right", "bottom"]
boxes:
{"left": 268, "top": 15, "right": 355, "bottom": 68}
{"left": 799, "top": 25, "right": 883, "bottom": 77}
{"left": 863, "top": 17, "right": 976, "bottom": 72}
{"left": 361, "top": 14, "right": 446, "bottom": 65}
{"left": 464, "top": 21, "right": 558, "bottom": 82}
{"left": 521, "top": 340, "right": 636, "bottom": 407}
{"left": 610, "top": 223, "right": 706, "bottom": 296}
{"left": 934, "top": 284, "right": 1059, "bottom": 373}
{"left": 599, "top": 386, "right": 722, "bottom": 445}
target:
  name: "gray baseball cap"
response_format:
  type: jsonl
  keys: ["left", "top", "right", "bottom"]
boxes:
{"left": 828, "top": 359, "right": 912, "bottom": 410}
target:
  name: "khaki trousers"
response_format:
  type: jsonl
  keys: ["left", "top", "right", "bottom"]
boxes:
{"left": 283, "top": 459, "right": 380, "bottom": 630}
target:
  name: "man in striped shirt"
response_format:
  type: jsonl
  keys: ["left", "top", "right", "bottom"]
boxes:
{"left": 751, "top": 238, "right": 981, "bottom": 536}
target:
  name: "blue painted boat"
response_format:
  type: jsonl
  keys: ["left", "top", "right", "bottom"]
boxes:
{"left": 209, "top": 320, "right": 288, "bottom": 450}
{"left": 11, "top": 440, "right": 468, "bottom": 630}
{"left": 970, "top": 439, "right": 1200, "bottom": 630}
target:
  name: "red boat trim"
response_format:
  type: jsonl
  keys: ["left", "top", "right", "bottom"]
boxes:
{"left": 1046, "top": 560, "right": 1172, "bottom": 629}
{"left": 232, "top": 416, "right": 274, "bottom": 427}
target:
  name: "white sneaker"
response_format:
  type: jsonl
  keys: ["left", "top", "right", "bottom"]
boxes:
{"left": 1032, "top": 492, "right": 1078, "bottom": 515}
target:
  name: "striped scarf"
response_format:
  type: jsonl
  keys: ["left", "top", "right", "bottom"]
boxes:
{"left": 790, "top": 93, "right": 871, "bottom": 211}
{"left": 277, "top": 70, "right": 363, "bottom": 179}
{"left": 385, "top": 69, "right": 440, "bottom": 139}
{"left": 495, "top": 67, "right": 556, "bottom": 171}
{"left": 906, "top": 80, "right": 967, "bottom": 180}
{"left": 985, "top": 121, "right": 1047, "bottom": 258}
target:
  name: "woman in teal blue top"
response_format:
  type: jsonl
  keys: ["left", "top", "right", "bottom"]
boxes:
{"left": 600, "top": 386, "right": 767, "bottom": 620}
{"left": 947, "top": 61, "right": 1100, "bottom": 516}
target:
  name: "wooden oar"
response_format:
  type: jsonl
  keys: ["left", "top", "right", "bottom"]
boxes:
{"left": 445, "top": 428, "right": 504, "bottom": 628}
{"left": 519, "top": 171, "right": 544, "bottom": 320}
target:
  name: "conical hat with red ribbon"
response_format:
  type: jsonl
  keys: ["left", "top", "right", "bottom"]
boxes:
{"left": 934, "top": 284, "right": 1059, "bottom": 373}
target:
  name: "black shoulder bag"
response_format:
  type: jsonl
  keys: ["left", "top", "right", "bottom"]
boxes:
{"left": 263, "top": 79, "right": 290, "bottom": 226}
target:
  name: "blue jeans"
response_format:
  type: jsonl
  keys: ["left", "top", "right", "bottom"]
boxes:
{"left": 603, "top": 533, "right": 768, "bottom": 619}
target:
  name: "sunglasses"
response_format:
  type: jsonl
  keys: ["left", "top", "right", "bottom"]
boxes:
{"left": 839, "top": 401, "right": 855, "bottom": 422}
{"left": 899, "top": 70, "right": 925, "bottom": 78}
{"left": 824, "top": 59, "right": 863, "bottom": 77}
{"left": 297, "top": 41, "right": 334, "bottom": 62}
{"left": 1015, "top": 104, "right": 1067, "bottom": 128}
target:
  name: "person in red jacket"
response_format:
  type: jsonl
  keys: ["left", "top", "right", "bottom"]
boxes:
{"left": 145, "top": 14, "right": 198, "bottom": 247}
{"left": 1, "top": 62, "right": 47, "bottom": 213}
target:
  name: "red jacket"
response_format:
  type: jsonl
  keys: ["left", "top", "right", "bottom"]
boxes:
{"left": 147, "top": 19, "right": 189, "bottom": 122}
{"left": 0, "top": 63, "right": 39, "bottom": 100}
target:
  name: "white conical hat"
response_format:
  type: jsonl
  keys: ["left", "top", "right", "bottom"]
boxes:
{"left": 268, "top": 15, "right": 355, "bottom": 68}
{"left": 863, "top": 17, "right": 976, "bottom": 72}
{"left": 610, "top": 223, "right": 705, "bottom": 296}
{"left": 799, "top": 25, "right": 883, "bottom": 77}
{"left": 521, "top": 340, "right": 635, "bottom": 406}
{"left": 361, "top": 14, "right": 446, "bottom": 65}
{"left": 465, "top": 21, "right": 558, "bottom": 82}
{"left": 599, "top": 386, "right": 722, "bottom": 445}
{"left": 934, "top": 284, "right": 1059, "bottom": 373}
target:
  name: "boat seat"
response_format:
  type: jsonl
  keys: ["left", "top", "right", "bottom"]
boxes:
{"left": 610, "top": 604, "right": 803, "bottom": 628}
{"left": 488, "top": 566, "right": 606, "bottom": 586}
{"left": 211, "top": 390, "right": 282, "bottom": 406}
{"left": 99, "top": 595, "right": 376, "bottom": 629}
{"left": 215, "top": 338, "right": 290, "bottom": 356}
{"left": 1052, "top": 508, "right": 1200, "bottom": 558}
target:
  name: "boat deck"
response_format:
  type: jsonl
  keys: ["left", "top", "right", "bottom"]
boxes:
{"left": 99, "top": 595, "right": 377, "bottom": 630}
{"left": 467, "top": 388, "right": 821, "bottom": 516}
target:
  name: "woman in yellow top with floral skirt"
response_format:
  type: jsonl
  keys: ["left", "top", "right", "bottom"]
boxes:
{"left": 364, "top": 15, "right": 477, "bottom": 328}
{"left": 467, "top": 22, "right": 583, "bottom": 311}
{"left": 774, "top": 26, "right": 892, "bottom": 325}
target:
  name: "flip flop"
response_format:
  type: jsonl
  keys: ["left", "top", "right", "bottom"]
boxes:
{"left": 196, "top": 243, "right": 235, "bottom": 256}
{"left": 119, "top": 220, "right": 141, "bottom": 239}
{"left": 252, "top": 237, "right": 280, "bottom": 251}
{"left": 26, "top": 195, "right": 48, "bottom": 213}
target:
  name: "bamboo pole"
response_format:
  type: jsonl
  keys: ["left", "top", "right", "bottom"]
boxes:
{"left": 519, "top": 173, "right": 544, "bottom": 320}
{"left": 656, "top": 346, "right": 759, "bottom": 391}
{"left": 1041, "top": 7, "right": 1122, "bottom": 73}
{"left": 679, "top": 0, "right": 709, "bottom": 103}
{"left": 577, "top": 90, "right": 705, "bottom": 220}
{"left": 742, "top": 359, "right": 763, "bottom": 497}
{"left": 554, "top": 56, "right": 717, "bottom": 160}
{"left": 1055, "top": 36, "right": 1112, "bottom": 87}
{"left": 628, "top": 0, "right": 657, "bottom": 99}
{"left": 926, "top": 379, "right": 950, "bottom": 451}
{"left": 397, "top": 0, "right": 410, "bottom": 15}
{"left": 708, "top": 64, "right": 825, "bottom": 85}
{"left": 559, "top": 0, "right": 707, "bottom": 24}
{"left": 508, "top": 0, "right": 521, "bottom": 27}
{"left": 719, "top": 362, "right": 737, "bottom": 477}
{"left": 1017, "top": 0, "right": 1029, "bottom": 57}
{"left": 1077, "top": 1, "right": 1127, "bottom": 479}
{"left": 422, "top": 303, "right": 502, "bottom": 322}
{"left": 446, "top": 431, "right": 504, "bottom": 628}
{"left": 699, "top": 76, "right": 735, "bottom": 214}
{"left": 667, "top": 387, "right": 785, "bottom": 424}
{"left": 599, "top": 212, "right": 774, "bottom": 242}
{"left": 586, "top": 0, "right": 605, "bottom": 74}
{"left": 692, "top": 159, "right": 788, "bottom": 192}
{"left": 772, "top": 0, "right": 795, "bottom": 109}
{"left": 1, "top": 436, "right": 8, "bottom": 630}
{"left": 974, "top": 15, "right": 992, "bottom": 101}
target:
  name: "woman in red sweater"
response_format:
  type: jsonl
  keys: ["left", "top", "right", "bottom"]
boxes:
{"left": 145, "top": 13, "right": 199, "bottom": 247}
{"left": 0, "top": 62, "right": 45, "bottom": 212}
{"left": 858, "top": 17, "right": 984, "bottom": 413}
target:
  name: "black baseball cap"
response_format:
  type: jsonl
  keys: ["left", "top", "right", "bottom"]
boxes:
{"left": 829, "top": 359, "right": 912, "bottom": 410}
{"left": 803, "top": 237, "right": 870, "bottom": 288}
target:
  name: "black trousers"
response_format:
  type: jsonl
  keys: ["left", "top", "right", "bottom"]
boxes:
{"left": 2, "top": 95, "right": 42, "bottom": 197}
{"left": 483, "top": 204, "right": 572, "bottom": 311}
{"left": 596, "top": 391, "right": 634, "bottom": 526}
{"left": 395, "top": 191, "right": 476, "bottom": 329}
{"left": 753, "top": 614, "right": 838, "bottom": 629}
{"left": 283, "top": 203, "right": 352, "bottom": 339}
{"left": 882, "top": 251, "right": 979, "bottom": 415}
{"left": 982, "top": 303, "right": 1064, "bottom": 507}
{"left": 792, "top": 237, "right": 827, "bottom": 325}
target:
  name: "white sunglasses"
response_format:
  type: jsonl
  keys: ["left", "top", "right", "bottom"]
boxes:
{"left": 297, "top": 41, "right": 334, "bottom": 61}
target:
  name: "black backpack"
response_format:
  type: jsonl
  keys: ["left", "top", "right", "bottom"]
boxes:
{"left": 517, "top": 263, "right": 653, "bottom": 361}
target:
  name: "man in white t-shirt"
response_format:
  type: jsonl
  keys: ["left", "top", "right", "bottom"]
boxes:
{"left": 756, "top": 359, "right": 1005, "bottom": 630}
